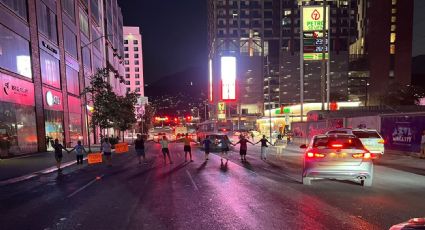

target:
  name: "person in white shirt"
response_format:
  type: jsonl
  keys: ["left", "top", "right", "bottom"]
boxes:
{"left": 420, "top": 130, "right": 425, "bottom": 159}
{"left": 157, "top": 136, "right": 173, "bottom": 164}
{"left": 101, "top": 138, "right": 112, "bottom": 166}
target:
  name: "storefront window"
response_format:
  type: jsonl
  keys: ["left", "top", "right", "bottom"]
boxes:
{"left": 69, "top": 113, "right": 82, "bottom": 146}
{"left": 0, "top": 102, "right": 37, "bottom": 157}
{"left": 0, "top": 24, "right": 32, "bottom": 78}
{"left": 44, "top": 110, "right": 64, "bottom": 151}
{"left": 0, "top": 0, "right": 27, "bottom": 20}
{"left": 40, "top": 50, "right": 61, "bottom": 88}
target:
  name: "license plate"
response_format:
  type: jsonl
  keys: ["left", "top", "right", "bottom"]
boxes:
{"left": 329, "top": 153, "right": 346, "bottom": 158}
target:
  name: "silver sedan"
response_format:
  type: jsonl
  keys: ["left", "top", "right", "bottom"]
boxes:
{"left": 300, "top": 134, "right": 375, "bottom": 187}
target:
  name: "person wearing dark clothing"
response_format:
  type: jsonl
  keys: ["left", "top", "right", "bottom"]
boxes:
{"left": 134, "top": 134, "right": 146, "bottom": 164}
{"left": 233, "top": 135, "right": 254, "bottom": 162}
{"left": 202, "top": 138, "right": 212, "bottom": 161}
{"left": 255, "top": 135, "right": 273, "bottom": 160}
{"left": 52, "top": 139, "right": 67, "bottom": 172}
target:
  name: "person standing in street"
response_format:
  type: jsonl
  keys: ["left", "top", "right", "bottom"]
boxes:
{"left": 52, "top": 139, "right": 67, "bottom": 172}
{"left": 256, "top": 135, "right": 273, "bottom": 161}
{"left": 157, "top": 136, "right": 173, "bottom": 164}
{"left": 69, "top": 140, "right": 87, "bottom": 165}
{"left": 420, "top": 130, "right": 425, "bottom": 159}
{"left": 202, "top": 137, "right": 212, "bottom": 161}
{"left": 134, "top": 134, "right": 146, "bottom": 164}
{"left": 101, "top": 138, "right": 112, "bottom": 166}
{"left": 181, "top": 133, "right": 197, "bottom": 162}
{"left": 233, "top": 135, "right": 254, "bottom": 162}
{"left": 219, "top": 136, "right": 232, "bottom": 164}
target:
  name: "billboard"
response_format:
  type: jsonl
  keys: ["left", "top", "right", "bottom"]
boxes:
{"left": 221, "top": 56, "right": 236, "bottom": 101}
{"left": 302, "top": 6, "right": 329, "bottom": 61}
{"left": 381, "top": 115, "right": 425, "bottom": 153}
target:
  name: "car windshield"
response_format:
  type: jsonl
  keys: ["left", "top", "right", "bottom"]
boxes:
{"left": 352, "top": 131, "right": 381, "bottom": 138}
{"left": 313, "top": 136, "right": 364, "bottom": 149}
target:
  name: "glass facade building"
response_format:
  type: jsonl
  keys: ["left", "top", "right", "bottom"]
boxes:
{"left": 0, "top": 0, "right": 125, "bottom": 156}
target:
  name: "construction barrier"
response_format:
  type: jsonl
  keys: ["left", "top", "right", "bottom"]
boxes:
{"left": 87, "top": 152, "right": 103, "bottom": 164}
{"left": 114, "top": 142, "right": 129, "bottom": 154}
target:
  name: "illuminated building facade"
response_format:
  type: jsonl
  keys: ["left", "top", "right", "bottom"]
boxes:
{"left": 0, "top": 0, "right": 125, "bottom": 156}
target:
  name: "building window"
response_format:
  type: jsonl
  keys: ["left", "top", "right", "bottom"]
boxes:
{"left": 125, "top": 67, "right": 130, "bottom": 72}
{"left": 90, "top": 0, "right": 100, "bottom": 24}
{"left": 125, "top": 81, "right": 130, "bottom": 85}
{"left": 125, "top": 74, "right": 130, "bottom": 78}
{"left": 134, "top": 47, "right": 139, "bottom": 51}
{"left": 390, "top": 44, "right": 395, "bottom": 54}
{"left": 0, "top": 0, "right": 27, "bottom": 20}
{"left": 37, "top": 1, "right": 58, "bottom": 43}
{"left": 135, "top": 81, "right": 140, "bottom": 85}
{"left": 135, "top": 74, "right": 140, "bottom": 78}
{"left": 40, "top": 50, "right": 61, "bottom": 88}
{"left": 135, "top": 88, "right": 140, "bottom": 92}
{"left": 62, "top": 0, "right": 75, "bottom": 20}
{"left": 124, "top": 46, "right": 129, "bottom": 51}
{"left": 133, "top": 40, "right": 138, "bottom": 45}
{"left": 124, "top": 40, "right": 128, "bottom": 44}
{"left": 0, "top": 24, "right": 32, "bottom": 78}
{"left": 124, "top": 53, "right": 129, "bottom": 58}
{"left": 127, "top": 87, "right": 130, "bottom": 92}
{"left": 390, "top": 33, "right": 396, "bottom": 43}
{"left": 63, "top": 26, "right": 77, "bottom": 58}
{"left": 79, "top": 10, "right": 89, "bottom": 37}
{"left": 135, "top": 60, "right": 139, "bottom": 65}
{"left": 66, "top": 66, "right": 79, "bottom": 95}
{"left": 124, "top": 60, "right": 129, "bottom": 65}
{"left": 82, "top": 47, "right": 91, "bottom": 68}
{"left": 134, "top": 54, "right": 139, "bottom": 58}
{"left": 135, "top": 67, "right": 139, "bottom": 72}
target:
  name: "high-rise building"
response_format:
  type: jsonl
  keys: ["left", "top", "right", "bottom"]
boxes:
{"left": 123, "top": 27, "right": 144, "bottom": 96}
{"left": 0, "top": 0, "right": 125, "bottom": 156}
{"left": 349, "top": 0, "right": 414, "bottom": 105}
{"left": 207, "top": 0, "right": 281, "bottom": 119}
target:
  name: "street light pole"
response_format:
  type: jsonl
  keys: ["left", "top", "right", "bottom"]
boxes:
{"left": 267, "top": 56, "right": 272, "bottom": 143}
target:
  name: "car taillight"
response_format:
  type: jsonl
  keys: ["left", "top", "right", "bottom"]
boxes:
{"left": 331, "top": 143, "right": 343, "bottom": 148}
{"left": 378, "top": 139, "right": 385, "bottom": 144}
{"left": 352, "top": 151, "right": 377, "bottom": 159}
{"left": 306, "top": 151, "right": 325, "bottom": 158}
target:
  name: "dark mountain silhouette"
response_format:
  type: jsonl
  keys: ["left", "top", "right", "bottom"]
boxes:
{"left": 145, "top": 66, "right": 207, "bottom": 97}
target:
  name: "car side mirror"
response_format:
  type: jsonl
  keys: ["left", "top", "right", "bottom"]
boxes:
{"left": 300, "top": 144, "right": 307, "bottom": 149}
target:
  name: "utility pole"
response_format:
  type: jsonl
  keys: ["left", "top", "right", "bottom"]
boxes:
{"left": 321, "top": 0, "right": 327, "bottom": 111}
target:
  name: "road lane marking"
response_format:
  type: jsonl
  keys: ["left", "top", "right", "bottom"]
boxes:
{"left": 67, "top": 174, "right": 104, "bottom": 198}
{"left": 185, "top": 170, "right": 199, "bottom": 191}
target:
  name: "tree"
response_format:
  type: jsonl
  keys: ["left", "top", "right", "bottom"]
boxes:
{"left": 113, "top": 92, "right": 138, "bottom": 141}
{"left": 81, "top": 68, "right": 117, "bottom": 132}
{"left": 139, "top": 103, "right": 156, "bottom": 134}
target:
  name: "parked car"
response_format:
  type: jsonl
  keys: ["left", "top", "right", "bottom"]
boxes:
{"left": 390, "top": 217, "right": 425, "bottom": 230}
{"left": 326, "top": 128, "right": 385, "bottom": 158}
{"left": 300, "top": 134, "right": 376, "bottom": 186}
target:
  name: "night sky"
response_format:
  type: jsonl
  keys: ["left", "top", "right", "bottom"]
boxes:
{"left": 118, "top": 0, "right": 424, "bottom": 84}
{"left": 118, "top": 0, "right": 207, "bottom": 84}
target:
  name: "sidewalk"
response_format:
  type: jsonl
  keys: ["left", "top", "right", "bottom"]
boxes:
{"left": 0, "top": 145, "right": 101, "bottom": 183}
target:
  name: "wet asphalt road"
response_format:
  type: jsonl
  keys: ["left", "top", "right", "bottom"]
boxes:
{"left": 1, "top": 143, "right": 424, "bottom": 230}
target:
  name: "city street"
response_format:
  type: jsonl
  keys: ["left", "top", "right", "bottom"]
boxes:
{"left": 1, "top": 143, "right": 424, "bottom": 230}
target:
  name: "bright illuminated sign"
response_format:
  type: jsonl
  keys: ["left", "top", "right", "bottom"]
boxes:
{"left": 303, "top": 53, "right": 329, "bottom": 61}
{"left": 16, "top": 56, "right": 32, "bottom": 78}
{"left": 221, "top": 56, "right": 236, "bottom": 101}
{"left": 209, "top": 59, "right": 213, "bottom": 102}
{"left": 217, "top": 102, "right": 226, "bottom": 113}
{"left": 302, "top": 6, "right": 329, "bottom": 31}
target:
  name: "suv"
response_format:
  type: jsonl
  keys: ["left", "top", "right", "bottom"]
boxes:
{"left": 300, "top": 134, "right": 375, "bottom": 186}
{"left": 326, "top": 128, "right": 385, "bottom": 157}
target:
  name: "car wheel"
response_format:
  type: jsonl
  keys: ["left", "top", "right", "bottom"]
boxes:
{"left": 361, "top": 177, "right": 373, "bottom": 187}
{"left": 302, "top": 176, "right": 311, "bottom": 185}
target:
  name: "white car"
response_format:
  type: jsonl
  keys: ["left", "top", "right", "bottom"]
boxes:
{"left": 326, "top": 129, "right": 385, "bottom": 157}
